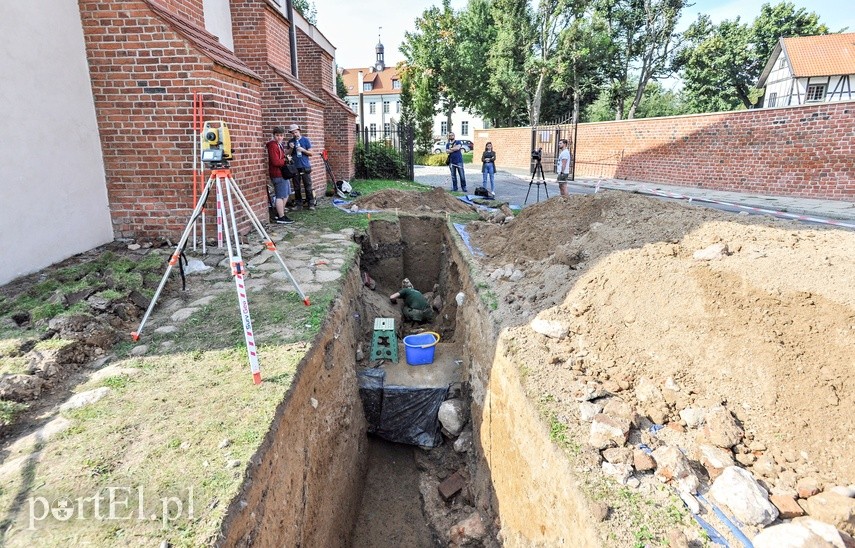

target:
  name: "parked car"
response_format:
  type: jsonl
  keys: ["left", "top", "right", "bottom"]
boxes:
{"left": 431, "top": 139, "right": 473, "bottom": 154}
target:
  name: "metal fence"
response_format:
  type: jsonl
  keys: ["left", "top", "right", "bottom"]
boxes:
{"left": 355, "top": 122, "right": 415, "bottom": 181}
{"left": 530, "top": 123, "right": 578, "bottom": 180}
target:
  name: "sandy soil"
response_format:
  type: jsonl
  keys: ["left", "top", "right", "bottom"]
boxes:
{"left": 466, "top": 192, "right": 855, "bottom": 488}
{"left": 355, "top": 187, "right": 475, "bottom": 214}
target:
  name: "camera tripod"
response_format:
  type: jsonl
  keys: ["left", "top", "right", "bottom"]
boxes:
{"left": 524, "top": 157, "right": 549, "bottom": 204}
{"left": 131, "top": 163, "right": 310, "bottom": 385}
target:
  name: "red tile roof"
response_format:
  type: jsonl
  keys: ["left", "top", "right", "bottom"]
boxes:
{"left": 144, "top": 0, "right": 260, "bottom": 81}
{"left": 782, "top": 33, "right": 855, "bottom": 77}
{"left": 340, "top": 66, "right": 401, "bottom": 96}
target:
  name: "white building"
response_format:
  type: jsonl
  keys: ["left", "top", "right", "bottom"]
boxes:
{"left": 758, "top": 33, "right": 855, "bottom": 107}
{"left": 340, "top": 42, "right": 485, "bottom": 140}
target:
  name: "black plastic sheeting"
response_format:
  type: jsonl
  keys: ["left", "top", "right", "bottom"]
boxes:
{"left": 357, "top": 368, "right": 448, "bottom": 448}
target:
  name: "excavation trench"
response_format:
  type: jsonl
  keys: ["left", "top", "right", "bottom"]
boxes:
{"left": 218, "top": 216, "right": 600, "bottom": 547}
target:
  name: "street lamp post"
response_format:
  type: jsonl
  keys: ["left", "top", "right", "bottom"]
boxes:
{"left": 358, "top": 71, "right": 365, "bottom": 142}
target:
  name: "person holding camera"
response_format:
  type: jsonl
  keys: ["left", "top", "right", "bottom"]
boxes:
{"left": 557, "top": 138, "right": 572, "bottom": 197}
{"left": 266, "top": 126, "right": 295, "bottom": 224}
{"left": 445, "top": 132, "right": 467, "bottom": 193}
{"left": 287, "top": 124, "right": 315, "bottom": 210}
{"left": 481, "top": 142, "right": 496, "bottom": 197}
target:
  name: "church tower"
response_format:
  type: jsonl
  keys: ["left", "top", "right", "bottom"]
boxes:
{"left": 374, "top": 29, "right": 385, "bottom": 72}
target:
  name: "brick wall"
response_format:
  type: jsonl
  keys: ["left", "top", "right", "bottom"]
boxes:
{"left": 475, "top": 101, "right": 855, "bottom": 200}
{"left": 323, "top": 90, "right": 357, "bottom": 180}
{"left": 79, "top": 0, "right": 266, "bottom": 239}
{"left": 230, "top": 4, "right": 329, "bottom": 196}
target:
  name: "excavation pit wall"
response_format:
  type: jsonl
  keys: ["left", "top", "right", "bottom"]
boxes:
{"left": 218, "top": 215, "right": 601, "bottom": 546}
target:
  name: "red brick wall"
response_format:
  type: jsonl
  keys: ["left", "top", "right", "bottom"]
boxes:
{"left": 79, "top": 0, "right": 266, "bottom": 239}
{"left": 475, "top": 101, "right": 855, "bottom": 200}
{"left": 160, "top": 0, "right": 204, "bottom": 29}
{"left": 230, "top": 4, "right": 329, "bottom": 196}
{"left": 323, "top": 90, "right": 357, "bottom": 180}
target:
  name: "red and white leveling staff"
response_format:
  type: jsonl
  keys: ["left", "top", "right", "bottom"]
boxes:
{"left": 132, "top": 166, "right": 310, "bottom": 384}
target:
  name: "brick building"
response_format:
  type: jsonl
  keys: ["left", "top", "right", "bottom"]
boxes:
{"left": 79, "top": 0, "right": 356, "bottom": 239}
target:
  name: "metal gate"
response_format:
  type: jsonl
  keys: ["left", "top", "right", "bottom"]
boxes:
{"left": 530, "top": 123, "right": 577, "bottom": 180}
{"left": 356, "top": 121, "right": 415, "bottom": 181}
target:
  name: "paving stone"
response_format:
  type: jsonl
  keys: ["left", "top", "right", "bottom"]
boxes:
{"left": 272, "top": 269, "right": 313, "bottom": 284}
{"left": 315, "top": 270, "right": 342, "bottom": 283}
{"left": 171, "top": 307, "right": 199, "bottom": 322}
{"left": 60, "top": 387, "right": 112, "bottom": 412}
{"left": 189, "top": 295, "right": 217, "bottom": 307}
{"left": 90, "top": 366, "right": 141, "bottom": 383}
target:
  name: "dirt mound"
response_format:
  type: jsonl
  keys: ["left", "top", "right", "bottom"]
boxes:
{"left": 472, "top": 191, "right": 855, "bottom": 489}
{"left": 354, "top": 187, "right": 474, "bottom": 214}
{"left": 472, "top": 192, "right": 728, "bottom": 262}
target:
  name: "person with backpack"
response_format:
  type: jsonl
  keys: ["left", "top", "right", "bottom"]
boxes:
{"left": 287, "top": 124, "right": 315, "bottom": 210}
{"left": 265, "top": 126, "right": 295, "bottom": 224}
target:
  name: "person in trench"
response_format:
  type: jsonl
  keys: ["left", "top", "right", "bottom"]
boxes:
{"left": 389, "top": 278, "right": 435, "bottom": 323}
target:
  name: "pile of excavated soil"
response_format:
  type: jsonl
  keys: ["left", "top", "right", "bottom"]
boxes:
{"left": 471, "top": 191, "right": 855, "bottom": 490}
{"left": 354, "top": 187, "right": 474, "bottom": 214}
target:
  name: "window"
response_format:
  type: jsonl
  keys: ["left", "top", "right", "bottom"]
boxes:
{"left": 369, "top": 123, "right": 377, "bottom": 136}
{"left": 806, "top": 84, "right": 826, "bottom": 102}
{"left": 392, "top": 79, "right": 401, "bottom": 89}
{"left": 383, "top": 101, "right": 390, "bottom": 114}
{"left": 384, "top": 123, "right": 391, "bottom": 135}
{"left": 440, "top": 121, "right": 448, "bottom": 135}
{"left": 396, "top": 101, "right": 401, "bottom": 113}
{"left": 369, "top": 102, "right": 376, "bottom": 114}
{"left": 779, "top": 58, "right": 787, "bottom": 69}
{"left": 767, "top": 92, "right": 777, "bottom": 108}
{"left": 461, "top": 121, "right": 469, "bottom": 136}
{"left": 363, "top": 82, "right": 372, "bottom": 91}
{"left": 351, "top": 102, "right": 358, "bottom": 113}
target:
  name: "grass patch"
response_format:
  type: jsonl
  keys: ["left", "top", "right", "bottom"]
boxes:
{"left": 0, "top": 251, "right": 166, "bottom": 326}
{"left": 0, "top": 400, "right": 28, "bottom": 427}
{"left": 350, "top": 179, "right": 432, "bottom": 194}
{"left": 0, "top": 344, "right": 303, "bottom": 546}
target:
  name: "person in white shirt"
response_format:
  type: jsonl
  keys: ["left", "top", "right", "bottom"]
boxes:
{"left": 556, "top": 139, "right": 572, "bottom": 197}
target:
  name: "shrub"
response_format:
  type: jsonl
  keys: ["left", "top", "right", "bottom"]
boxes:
{"left": 354, "top": 142, "right": 408, "bottom": 180}
{"left": 421, "top": 153, "right": 449, "bottom": 167}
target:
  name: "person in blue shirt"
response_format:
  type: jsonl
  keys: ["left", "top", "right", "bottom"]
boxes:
{"left": 445, "top": 131, "right": 467, "bottom": 193}
{"left": 287, "top": 124, "right": 315, "bottom": 210}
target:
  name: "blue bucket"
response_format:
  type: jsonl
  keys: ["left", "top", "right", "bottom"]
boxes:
{"left": 402, "top": 332, "right": 441, "bottom": 366}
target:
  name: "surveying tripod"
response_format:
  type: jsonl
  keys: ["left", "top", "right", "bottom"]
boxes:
{"left": 524, "top": 157, "right": 550, "bottom": 204}
{"left": 131, "top": 163, "right": 310, "bottom": 385}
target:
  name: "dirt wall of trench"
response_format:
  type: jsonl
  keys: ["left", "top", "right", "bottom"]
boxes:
{"left": 445, "top": 227, "right": 601, "bottom": 546}
{"left": 217, "top": 265, "right": 369, "bottom": 547}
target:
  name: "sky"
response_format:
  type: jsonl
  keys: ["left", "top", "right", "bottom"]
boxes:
{"left": 315, "top": 0, "right": 855, "bottom": 70}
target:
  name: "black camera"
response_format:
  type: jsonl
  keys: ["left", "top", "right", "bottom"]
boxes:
{"left": 531, "top": 148, "right": 542, "bottom": 161}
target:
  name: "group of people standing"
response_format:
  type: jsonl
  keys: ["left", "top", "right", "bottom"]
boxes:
{"left": 445, "top": 134, "right": 573, "bottom": 198}
{"left": 266, "top": 124, "right": 316, "bottom": 225}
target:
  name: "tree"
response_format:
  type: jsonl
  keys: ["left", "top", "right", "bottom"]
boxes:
{"left": 626, "top": 0, "right": 686, "bottom": 118}
{"left": 485, "top": 0, "right": 533, "bottom": 126}
{"left": 552, "top": 7, "right": 610, "bottom": 124}
{"left": 400, "top": 1, "right": 460, "bottom": 150}
{"left": 335, "top": 72, "right": 348, "bottom": 100}
{"left": 527, "top": 0, "right": 574, "bottom": 125}
{"left": 594, "top": 0, "right": 687, "bottom": 120}
{"left": 292, "top": 0, "right": 317, "bottom": 25}
{"left": 677, "top": 2, "right": 830, "bottom": 112}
